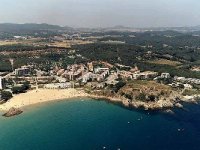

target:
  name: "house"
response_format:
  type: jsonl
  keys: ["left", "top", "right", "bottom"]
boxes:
{"left": 62, "top": 64, "right": 87, "bottom": 81}
{"left": 115, "top": 63, "right": 131, "bottom": 70}
{"left": 15, "top": 66, "right": 31, "bottom": 76}
{"left": 94, "top": 67, "right": 109, "bottom": 74}
{"left": 57, "top": 69, "right": 65, "bottom": 76}
{"left": 87, "top": 62, "right": 94, "bottom": 72}
{"left": 0, "top": 77, "right": 6, "bottom": 90}
{"left": 44, "top": 83, "right": 71, "bottom": 89}
{"left": 161, "top": 73, "right": 171, "bottom": 79}
{"left": 184, "top": 84, "right": 193, "bottom": 89}
{"left": 96, "top": 83, "right": 106, "bottom": 89}
{"left": 174, "top": 76, "right": 200, "bottom": 85}
{"left": 86, "top": 82, "right": 106, "bottom": 89}
{"left": 130, "top": 66, "right": 140, "bottom": 73}
{"left": 55, "top": 76, "right": 67, "bottom": 83}
{"left": 105, "top": 73, "right": 119, "bottom": 86}
{"left": 191, "top": 66, "right": 200, "bottom": 72}
{"left": 96, "top": 70, "right": 110, "bottom": 82}
{"left": 133, "top": 71, "right": 158, "bottom": 80}
{"left": 91, "top": 67, "right": 110, "bottom": 82}
{"left": 133, "top": 73, "right": 143, "bottom": 80}
{"left": 14, "top": 36, "right": 27, "bottom": 40}
{"left": 118, "top": 71, "right": 133, "bottom": 79}
{"left": 169, "top": 82, "right": 183, "bottom": 88}
{"left": 63, "top": 70, "right": 83, "bottom": 81}
{"left": 80, "top": 72, "right": 94, "bottom": 83}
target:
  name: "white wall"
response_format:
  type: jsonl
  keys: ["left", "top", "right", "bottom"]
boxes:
{"left": 0, "top": 78, "right": 2, "bottom": 90}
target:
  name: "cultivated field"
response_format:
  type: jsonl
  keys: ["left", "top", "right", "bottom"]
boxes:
{"left": 148, "top": 59, "right": 182, "bottom": 66}
{"left": 0, "top": 40, "right": 20, "bottom": 46}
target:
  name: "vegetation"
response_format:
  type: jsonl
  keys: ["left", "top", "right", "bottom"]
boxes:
{"left": 110, "top": 81, "right": 126, "bottom": 93}
{"left": 119, "top": 80, "right": 172, "bottom": 102}
{"left": 136, "top": 93, "right": 146, "bottom": 101}
{"left": 182, "top": 89, "right": 200, "bottom": 96}
{"left": 1, "top": 91, "right": 12, "bottom": 101}
{"left": 12, "top": 82, "right": 30, "bottom": 94}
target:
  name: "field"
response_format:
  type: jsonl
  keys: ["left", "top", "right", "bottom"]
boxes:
{"left": 0, "top": 39, "right": 93, "bottom": 48}
{"left": 48, "top": 40, "right": 93, "bottom": 48}
{"left": 0, "top": 40, "right": 20, "bottom": 46}
{"left": 147, "top": 59, "right": 182, "bottom": 66}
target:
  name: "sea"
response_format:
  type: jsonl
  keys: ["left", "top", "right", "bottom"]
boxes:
{"left": 0, "top": 98, "right": 200, "bottom": 150}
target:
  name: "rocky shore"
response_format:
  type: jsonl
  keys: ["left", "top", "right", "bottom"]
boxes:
{"left": 89, "top": 93, "right": 200, "bottom": 111}
{"left": 3, "top": 107, "right": 23, "bottom": 117}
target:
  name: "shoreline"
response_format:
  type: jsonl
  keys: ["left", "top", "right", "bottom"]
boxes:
{"left": 0, "top": 88, "right": 89, "bottom": 112}
{"left": 0, "top": 88, "right": 199, "bottom": 113}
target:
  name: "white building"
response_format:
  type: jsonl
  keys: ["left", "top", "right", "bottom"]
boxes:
{"left": 0, "top": 77, "right": 5, "bottom": 90}
{"left": 133, "top": 71, "right": 158, "bottom": 80}
{"left": 55, "top": 76, "right": 67, "bottom": 83}
{"left": 94, "top": 68, "right": 109, "bottom": 74}
{"left": 0, "top": 77, "right": 3, "bottom": 90}
{"left": 161, "top": 73, "right": 171, "bottom": 79}
{"left": 184, "top": 84, "right": 193, "bottom": 89}
{"left": 15, "top": 66, "right": 30, "bottom": 76}
{"left": 44, "top": 83, "right": 72, "bottom": 89}
{"left": 81, "top": 72, "right": 93, "bottom": 83}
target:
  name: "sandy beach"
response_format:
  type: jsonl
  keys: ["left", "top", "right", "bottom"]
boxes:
{"left": 0, "top": 88, "right": 89, "bottom": 111}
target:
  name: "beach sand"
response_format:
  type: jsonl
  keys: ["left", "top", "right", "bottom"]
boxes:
{"left": 0, "top": 88, "right": 89, "bottom": 111}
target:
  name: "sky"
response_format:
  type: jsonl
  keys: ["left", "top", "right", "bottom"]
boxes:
{"left": 0, "top": 0, "right": 200, "bottom": 28}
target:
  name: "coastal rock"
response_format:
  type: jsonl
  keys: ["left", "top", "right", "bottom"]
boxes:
{"left": 3, "top": 107, "right": 23, "bottom": 117}
{"left": 175, "top": 103, "right": 183, "bottom": 108}
{"left": 157, "top": 99, "right": 174, "bottom": 108}
{"left": 122, "top": 99, "right": 130, "bottom": 106}
{"left": 164, "top": 109, "right": 175, "bottom": 114}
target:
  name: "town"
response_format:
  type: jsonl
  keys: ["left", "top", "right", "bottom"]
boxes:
{"left": 1, "top": 59, "right": 200, "bottom": 110}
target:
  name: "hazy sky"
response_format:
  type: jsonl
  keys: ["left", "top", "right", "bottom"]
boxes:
{"left": 0, "top": 0, "right": 200, "bottom": 28}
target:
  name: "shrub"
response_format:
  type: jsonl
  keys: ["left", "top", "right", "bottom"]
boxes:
{"left": 148, "top": 95, "right": 156, "bottom": 101}
{"left": 136, "top": 93, "right": 146, "bottom": 101}
{"left": 1, "top": 91, "right": 13, "bottom": 101}
{"left": 124, "top": 93, "right": 133, "bottom": 100}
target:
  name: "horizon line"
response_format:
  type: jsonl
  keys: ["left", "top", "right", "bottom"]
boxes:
{"left": 0, "top": 22, "right": 199, "bottom": 29}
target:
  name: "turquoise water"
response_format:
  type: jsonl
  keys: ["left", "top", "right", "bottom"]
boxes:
{"left": 0, "top": 99, "right": 200, "bottom": 150}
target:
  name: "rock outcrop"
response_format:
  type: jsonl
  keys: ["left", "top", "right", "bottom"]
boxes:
{"left": 2, "top": 107, "right": 23, "bottom": 117}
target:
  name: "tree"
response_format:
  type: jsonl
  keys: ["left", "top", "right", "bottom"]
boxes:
{"left": 124, "top": 93, "right": 133, "bottom": 100}
{"left": 148, "top": 95, "right": 156, "bottom": 101}
{"left": 12, "top": 82, "right": 30, "bottom": 94}
{"left": 112, "top": 81, "right": 126, "bottom": 93}
{"left": 1, "top": 91, "right": 12, "bottom": 101}
{"left": 136, "top": 93, "right": 146, "bottom": 101}
{"left": 22, "top": 81, "right": 31, "bottom": 90}
{"left": 12, "top": 86, "right": 24, "bottom": 94}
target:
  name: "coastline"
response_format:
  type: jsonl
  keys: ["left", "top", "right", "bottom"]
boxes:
{"left": 0, "top": 88, "right": 89, "bottom": 111}
{"left": 88, "top": 93, "right": 200, "bottom": 110}
{"left": 0, "top": 88, "right": 199, "bottom": 113}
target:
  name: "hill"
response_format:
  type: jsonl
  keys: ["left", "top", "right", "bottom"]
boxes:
{"left": 0, "top": 23, "right": 73, "bottom": 32}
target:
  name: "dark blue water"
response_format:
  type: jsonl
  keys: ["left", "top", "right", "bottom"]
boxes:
{"left": 0, "top": 99, "right": 200, "bottom": 150}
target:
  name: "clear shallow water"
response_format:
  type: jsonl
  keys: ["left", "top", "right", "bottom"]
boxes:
{"left": 0, "top": 99, "right": 200, "bottom": 150}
